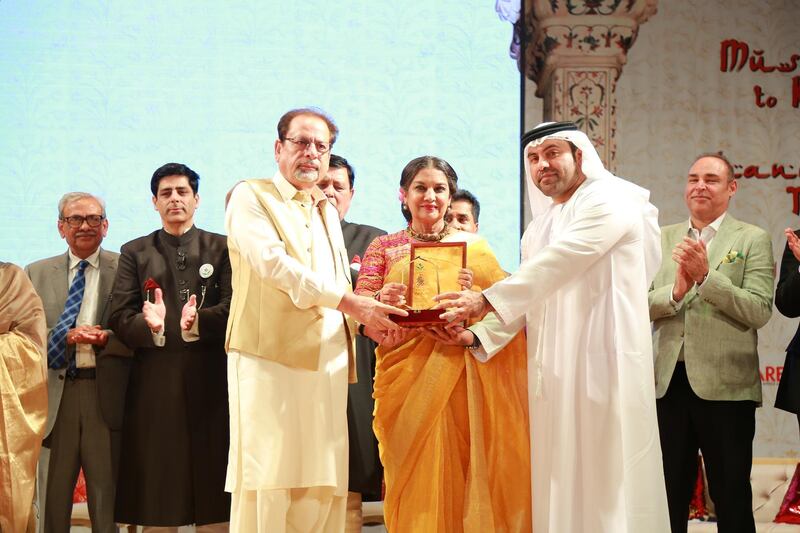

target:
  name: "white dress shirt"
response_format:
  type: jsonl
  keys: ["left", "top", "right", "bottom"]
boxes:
{"left": 68, "top": 248, "right": 100, "bottom": 368}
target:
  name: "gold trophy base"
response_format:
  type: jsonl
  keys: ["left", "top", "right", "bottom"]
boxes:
{"left": 390, "top": 309, "right": 446, "bottom": 326}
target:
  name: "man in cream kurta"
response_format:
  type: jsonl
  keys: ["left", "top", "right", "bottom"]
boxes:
{"left": 437, "top": 122, "right": 670, "bottom": 533}
{"left": 224, "top": 108, "right": 404, "bottom": 532}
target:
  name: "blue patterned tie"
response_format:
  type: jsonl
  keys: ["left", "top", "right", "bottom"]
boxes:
{"left": 47, "top": 260, "right": 89, "bottom": 373}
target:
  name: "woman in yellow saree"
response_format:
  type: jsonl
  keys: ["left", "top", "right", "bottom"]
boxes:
{"left": 355, "top": 156, "right": 531, "bottom": 532}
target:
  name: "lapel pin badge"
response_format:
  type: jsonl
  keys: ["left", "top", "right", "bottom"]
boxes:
{"left": 199, "top": 263, "right": 214, "bottom": 279}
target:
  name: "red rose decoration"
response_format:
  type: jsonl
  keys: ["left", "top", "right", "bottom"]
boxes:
{"left": 143, "top": 277, "right": 161, "bottom": 302}
{"left": 72, "top": 468, "right": 87, "bottom": 503}
{"left": 775, "top": 463, "right": 800, "bottom": 524}
{"left": 688, "top": 455, "right": 708, "bottom": 520}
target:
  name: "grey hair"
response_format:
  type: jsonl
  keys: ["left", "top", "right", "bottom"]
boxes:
{"left": 58, "top": 192, "right": 106, "bottom": 218}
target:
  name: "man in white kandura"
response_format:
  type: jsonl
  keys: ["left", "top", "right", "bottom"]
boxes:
{"left": 435, "top": 121, "right": 670, "bottom": 533}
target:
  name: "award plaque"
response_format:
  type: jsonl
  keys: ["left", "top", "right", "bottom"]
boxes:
{"left": 391, "top": 241, "right": 467, "bottom": 325}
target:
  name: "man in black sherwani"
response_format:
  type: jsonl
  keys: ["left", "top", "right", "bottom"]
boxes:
{"left": 107, "top": 162, "right": 231, "bottom": 531}
{"left": 318, "top": 154, "right": 386, "bottom": 530}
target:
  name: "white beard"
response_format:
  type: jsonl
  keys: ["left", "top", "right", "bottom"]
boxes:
{"left": 294, "top": 169, "right": 318, "bottom": 183}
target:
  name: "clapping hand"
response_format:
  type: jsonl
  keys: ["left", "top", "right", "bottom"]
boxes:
{"left": 181, "top": 294, "right": 198, "bottom": 331}
{"left": 672, "top": 263, "right": 694, "bottom": 302}
{"left": 672, "top": 237, "right": 708, "bottom": 284}
{"left": 786, "top": 228, "right": 800, "bottom": 262}
{"left": 143, "top": 287, "right": 166, "bottom": 333}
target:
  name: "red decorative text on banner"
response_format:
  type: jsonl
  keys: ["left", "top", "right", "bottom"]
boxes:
{"left": 720, "top": 39, "right": 800, "bottom": 109}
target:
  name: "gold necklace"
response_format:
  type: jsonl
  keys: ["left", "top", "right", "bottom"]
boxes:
{"left": 407, "top": 222, "right": 449, "bottom": 242}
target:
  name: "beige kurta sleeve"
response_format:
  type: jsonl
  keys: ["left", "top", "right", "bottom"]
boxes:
{"left": 0, "top": 263, "right": 48, "bottom": 533}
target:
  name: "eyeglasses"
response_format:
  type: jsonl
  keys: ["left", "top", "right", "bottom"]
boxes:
{"left": 284, "top": 136, "right": 331, "bottom": 154}
{"left": 60, "top": 215, "right": 105, "bottom": 228}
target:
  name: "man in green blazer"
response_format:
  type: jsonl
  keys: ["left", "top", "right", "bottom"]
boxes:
{"left": 649, "top": 153, "right": 774, "bottom": 533}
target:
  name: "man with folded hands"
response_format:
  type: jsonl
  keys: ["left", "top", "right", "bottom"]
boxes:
{"left": 26, "top": 192, "right": 122, "bottom": 533}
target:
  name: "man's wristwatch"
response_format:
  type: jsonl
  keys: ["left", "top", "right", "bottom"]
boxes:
{"left": 467, "top": 329, "right": 482, "bottom": 350}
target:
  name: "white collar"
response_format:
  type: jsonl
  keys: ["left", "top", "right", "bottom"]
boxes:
{"left": 68, "top": 248, "right": 100, "bottom": 270}
{"left": 689, "top": 212, "right": 726, "bottom": 234}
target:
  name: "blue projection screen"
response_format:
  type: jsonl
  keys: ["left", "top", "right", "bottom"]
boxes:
{"left": 0, "top": 2, "right": 520, "bottom": 271}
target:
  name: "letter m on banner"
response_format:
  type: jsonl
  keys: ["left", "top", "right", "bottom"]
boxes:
{"left": 721, "top": 39, "right": 749, "bottom": 72}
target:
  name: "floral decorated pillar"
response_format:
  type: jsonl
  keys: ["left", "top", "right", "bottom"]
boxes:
{"left": 522, "top": 0, "right": 658, "bottom": 169}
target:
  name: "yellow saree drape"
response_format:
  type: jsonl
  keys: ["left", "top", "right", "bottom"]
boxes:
{"left": 0, "top": 263, "right": 48, "bottom": 533}
{"left": 373, "top": 239, "right": 531, "bottom": 532}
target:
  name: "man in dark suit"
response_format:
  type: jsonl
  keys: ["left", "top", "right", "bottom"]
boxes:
{"left": 107, "top": 163, "right": 231, "bottom": 531}
{"left": 649, "top": 153, "right": 774, "bottom": 533}
{"left": 775, "top": 227, "right": 800, "bottom": 432}
{"left": 26, "top": 192, "right": 123, "bottom": 533}
{"left": 318, "top": 154, "right": 386, "bottom": 529}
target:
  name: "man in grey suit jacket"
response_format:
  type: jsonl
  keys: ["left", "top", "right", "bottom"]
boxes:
{"left": 649, "top": 154, "right": 774, "bottom": 533}
{"left": 26, "top": 192, "right": 123, "bottom": 533}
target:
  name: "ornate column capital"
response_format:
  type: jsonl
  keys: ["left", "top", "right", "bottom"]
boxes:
{"left": 523, "top": 0, "right": 657, "bottom": 93}
{"left": 521, "top": 0, "right": 658, "bottom": 169}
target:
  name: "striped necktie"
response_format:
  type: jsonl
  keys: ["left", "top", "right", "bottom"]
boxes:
{"left": 47, "top": 260, "right": 89, "bottom": 372}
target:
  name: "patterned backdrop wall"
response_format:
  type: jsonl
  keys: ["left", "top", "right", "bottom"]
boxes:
{"left": 0, "top": 2, "right": 521, "bottom": 271}
{"left": 523, "top": 0, "right": 800, "bottom": 457}
{"left": 615, "top": 0, "right": 800, "bottom": 457}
